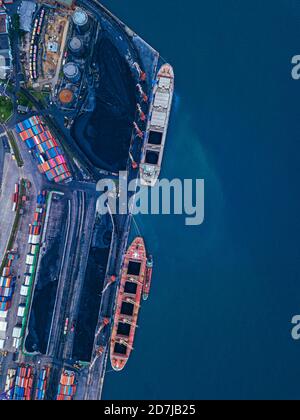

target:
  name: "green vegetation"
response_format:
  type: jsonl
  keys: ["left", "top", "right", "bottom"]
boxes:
{"left": 7, "top": 130, "right": 24, "bottom": 167}
{"left": 0, "top": 179, "right": 26, "bottom": 273}
{"left": 29, "top": 90, "right": 49, "bottom": 106}
{"left": 0, "top": 95, "right": 13, "bottom": 122}
{"left": 17, "top": 91, "right": 33, "bottom": 110}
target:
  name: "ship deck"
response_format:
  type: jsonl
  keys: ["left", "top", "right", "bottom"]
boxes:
{"left": 110, "top": 238, "right": 147, "bottom": 371}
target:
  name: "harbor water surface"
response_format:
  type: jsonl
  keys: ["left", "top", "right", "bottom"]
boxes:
{"left": 101, "top": 0, "right": 300, "bottom": 399}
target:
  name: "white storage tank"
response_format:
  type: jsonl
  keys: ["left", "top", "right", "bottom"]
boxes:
{"left": 72, "top": 8, "right": 90, "bottom": 34}
{"left": 63, "top": 62, "right": 81, "bottom": 83}
{"left": 69, "top": 36, "right": 84, "bottom": 57}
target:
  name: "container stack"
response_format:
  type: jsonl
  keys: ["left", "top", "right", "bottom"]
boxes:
{"left": 4, "top": 369, "right": 16, "bottom": 400}
{"left": 28, "top": 192, "right": 46, "bottom": 246}
{"left": 35, "top": 367, "right": 50, "bottom": 400}
{"left": 15, "top": 192, "right": 47, "bottom": 344}
{"left": 12, "top": 182, "right": 19, "bottom": 212}
{"left": 56, "top": 370, "right": 77, "bottom": 400}
{"left": 13, "top": 365, "right": 34, "bottom": 400}
{"left": 0, "top": 264, "right": 15, "bottom": 350}
{"left": 0, "top": 265, "right": 15, "bottom": 312}
{"left": 15, "top": 116, "right": 72, "bottom": 183}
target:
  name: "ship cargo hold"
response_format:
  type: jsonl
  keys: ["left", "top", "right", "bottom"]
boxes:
{"left": 110, "top": 237, "right": 147, "bottom": 371}
{"left": 140, "top": 64, "right": 174, "bottom": 186}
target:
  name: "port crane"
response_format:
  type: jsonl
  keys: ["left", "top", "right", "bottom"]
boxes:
{"left": 136, "top": 84, "right": 148, "bottom": 103}
{"left": 129, "top": 152, "right": 138, "bottom": 170}
{"left": 95, "top": 318, "right": 110, "bottom": 338}
{"left": 101, "top": 275, "right": 116, "bottom": 294}
{"left": 121, "top": 317, "right": 138, "bottom": 328}
{"left": 125, "top": 297, "right": 141, "bottom": 309}
{"left": 89, "top": 346, "right": 105, "bottom": 371}
{"left": 128, "top": 276, "right": 143, "bottom": 286}
{"left": 137, "top": 104, "right": 146, "bottom": 121}
{"left": 117, "top": 338, "right": 134, "bottom": 352}
{"left": 133, "top": 122, "right": 144, "bottom": 139}
{"left": 133, "top": 62, "right": 147, "bottom": 82}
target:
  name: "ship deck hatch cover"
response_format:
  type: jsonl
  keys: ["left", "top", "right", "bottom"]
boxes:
{"left": 121, "top": 302, "right": 134, "bottom": 316}
{"left": 127, "top": 261, "right": 141, "bottom": 276}
{"left": 145, "top": 151, "right": 159, "bottom": 165}
{"left": 148, "top": 130, "right": 163, "bottom": 145}
{"left": 124, "top": 281, "right": 137, "bottom": 295}
{"left": 114, "top": 343, "right": 127, "bottom": 355}
{"left": 117, "top": 322, "right": 131, "bottom": 337}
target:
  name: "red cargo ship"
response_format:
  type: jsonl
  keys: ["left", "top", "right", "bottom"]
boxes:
{"left": 110, "top": 237, "right": 147, "bottom": 371}
{"left": 143, "top": 255, "right": 153, "bottom": 301}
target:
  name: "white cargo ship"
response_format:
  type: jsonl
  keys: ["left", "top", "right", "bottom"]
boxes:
{"left": 140, "top": 64, "right": 174, "bottom": 187}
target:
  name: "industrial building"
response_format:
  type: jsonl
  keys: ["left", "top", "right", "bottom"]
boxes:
{"left": 19, "top": 1, "right": 36, "bottom": 33}
{"left": 0, "top": 12, "right": 12, "bottom": 79}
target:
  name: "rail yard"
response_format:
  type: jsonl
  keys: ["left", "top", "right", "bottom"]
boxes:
{"left": 0, "top": 0, "right": 169, "bottom": 401}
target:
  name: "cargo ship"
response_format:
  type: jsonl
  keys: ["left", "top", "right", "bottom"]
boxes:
{"left": 110, "top": 237, "right": 147, "bottom": 371}
{"left": 140, "top": 63, "right": 174, "bottom": 187}
{"left": 143, "top": 255, "right": 153, "bottom": 301}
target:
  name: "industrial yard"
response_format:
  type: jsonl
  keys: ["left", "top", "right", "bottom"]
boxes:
{"left": 0, "top": 0, "right": 160, "bottom": 401}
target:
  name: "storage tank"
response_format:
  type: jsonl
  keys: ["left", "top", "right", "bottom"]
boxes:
{"left": 72, "top": 8, "right": 90, "bottom": 34}
{"left": 58, "top": 89, "right": 75, "bottom": 106}
{"left": 63, "top": 62, "right": 81, "bottom": 83}
{"left": 69, "top": 36, "right": 84, "bottom": 57}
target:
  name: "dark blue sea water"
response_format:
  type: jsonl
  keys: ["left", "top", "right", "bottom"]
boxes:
{"left": 102, "top": 0, "right": 300, "bottom": 399}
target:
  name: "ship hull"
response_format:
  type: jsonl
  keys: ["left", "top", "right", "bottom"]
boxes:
{"left": 110, "top": 237, "right": 147, "bottom": 371}
{"left": 143, "top": 256, "right": 153, "bottom": 301}
{"left": 140, "top": 64, "right": 174, "bottom": 187}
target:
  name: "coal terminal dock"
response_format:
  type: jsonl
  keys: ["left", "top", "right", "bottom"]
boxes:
{"left": 0, "top": 0, "right": 161, "bottom": 401}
